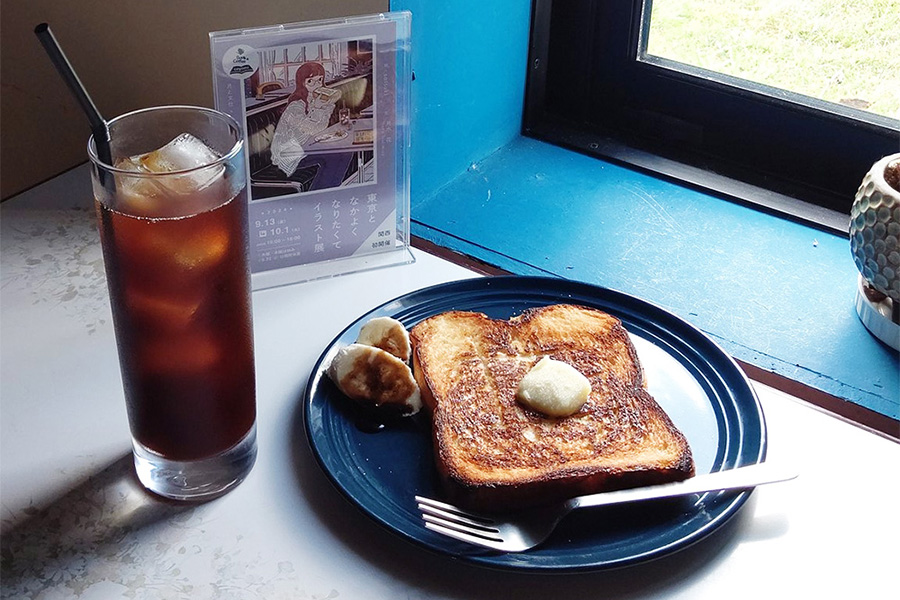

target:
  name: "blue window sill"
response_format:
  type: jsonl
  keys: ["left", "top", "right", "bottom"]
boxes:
{"left": 393, "top": 0, "right": 898, "bottom": 429}
{"left": 410, "top": 135, "right": 899, "bottom": 425}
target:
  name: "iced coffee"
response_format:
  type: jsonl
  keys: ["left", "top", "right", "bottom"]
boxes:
{"left": 89, "top": 106, "right": 256, "bottom": 500}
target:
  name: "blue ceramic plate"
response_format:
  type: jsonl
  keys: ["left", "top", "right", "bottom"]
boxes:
{"left": 304, "top": 276, "right": 766, "bottom": 571}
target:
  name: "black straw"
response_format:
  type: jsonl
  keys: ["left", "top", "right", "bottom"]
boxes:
{"left": 34, "top": 22, "right": 112, "bottom": 166}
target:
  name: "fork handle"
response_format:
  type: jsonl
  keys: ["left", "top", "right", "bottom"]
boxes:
{"left": 572, "top": 462, "right": 797, "bottom": 510}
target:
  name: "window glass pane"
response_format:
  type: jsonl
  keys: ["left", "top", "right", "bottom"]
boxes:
{"left": 644, "top": 0, "right": 900, "bottom": 120}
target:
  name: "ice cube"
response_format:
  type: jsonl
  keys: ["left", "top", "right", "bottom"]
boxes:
{"left": 115, "top": 155, "right": 145, "bottom": 172}
{"left": 141, "top": 133, "right": 225, "bottom": 196}
{"left": 171, "top": 224, "right": 231, "bottom": 269}
{"left": 112, "top": 134, "right": 226, "bottom": 212}
{"left": 119, "top": 215, "right": 231, "bottom": 273}
{"left": 110, "top": 166, "right": 163, "bottom": 217}
{"left": 126, "top": 287, "right": 203, "bottom": 330}
{"left": 139, "top": 133, "right": 221, "bottom": 174}
{"left": 139, "top": 331, "right": 221, "bottom": 375}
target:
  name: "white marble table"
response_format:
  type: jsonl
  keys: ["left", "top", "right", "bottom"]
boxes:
{"left": 1, "top": 166, "right": 897, "bottom": 599}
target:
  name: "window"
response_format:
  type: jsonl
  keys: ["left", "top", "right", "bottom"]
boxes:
{"left": 523, "top": 0, "right": 900, "bottom": 231}
{"left": 644, "top": 1, "right": 898, "bottom": 122}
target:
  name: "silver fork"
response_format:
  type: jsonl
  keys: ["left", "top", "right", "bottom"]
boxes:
{"left": 415, "top": 461, "right": 797, "bottom": 552}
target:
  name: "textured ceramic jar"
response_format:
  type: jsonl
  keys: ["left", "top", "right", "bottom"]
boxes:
{"left": 849, "top": 153, "right": 900, "bottom": 302}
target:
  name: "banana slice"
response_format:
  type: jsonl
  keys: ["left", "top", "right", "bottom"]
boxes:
{"left": 327, "top": 343, "right": 422, "bottom": 415}
{"left": 356, "top": 316, "right": 411, "bottom": 362}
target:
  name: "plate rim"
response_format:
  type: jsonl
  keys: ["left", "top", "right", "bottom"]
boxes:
{"left": 303, "top": 275, "right": 767, "bottom": 571}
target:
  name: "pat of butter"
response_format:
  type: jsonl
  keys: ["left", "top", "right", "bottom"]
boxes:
{"left": 516, "top": 357, "right": 591, "bottom": 417}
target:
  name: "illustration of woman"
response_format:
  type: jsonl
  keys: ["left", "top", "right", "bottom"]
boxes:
{"left": 270, "top": 61, "right": 343, "bottom": 177}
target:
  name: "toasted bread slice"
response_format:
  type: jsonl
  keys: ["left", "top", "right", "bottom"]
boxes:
{"left": 409, "top": 304, "right": 694, "bottom": 510}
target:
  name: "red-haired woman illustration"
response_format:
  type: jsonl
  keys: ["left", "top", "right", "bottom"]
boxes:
{"left": 271, "top": 61, "right": 343, "bottom": 176}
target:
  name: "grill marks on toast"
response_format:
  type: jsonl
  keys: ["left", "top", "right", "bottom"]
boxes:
{"left": 410, "top": 304, "right": 694, "bottom": 510}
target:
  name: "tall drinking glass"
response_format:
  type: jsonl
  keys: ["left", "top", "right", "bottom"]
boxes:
{"left": 88, "top": 106, "right": 256, "bottom": 501}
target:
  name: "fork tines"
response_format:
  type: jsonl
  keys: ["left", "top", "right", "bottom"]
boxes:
{"left": 415, "top": 495, "right": 503, "bottom": 546}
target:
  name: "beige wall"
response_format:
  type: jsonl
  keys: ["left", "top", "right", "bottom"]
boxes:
{"left": 0, "top": 0, "right": 387, "bottom": 199}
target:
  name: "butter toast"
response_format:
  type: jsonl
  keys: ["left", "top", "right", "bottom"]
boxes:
{"left": 409, "top": 304, "right": 694, "bottom": 510}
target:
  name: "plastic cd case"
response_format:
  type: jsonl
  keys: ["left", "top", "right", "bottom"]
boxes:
{"left": 210, "top": 12, "right": 413, "bottom": 290}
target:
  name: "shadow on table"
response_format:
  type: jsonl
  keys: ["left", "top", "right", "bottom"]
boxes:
{"left": 0, "top": 454, "right": 193, "bottom": 593}
{"left": 289, "top": 398, "right": 788, "bottom": 599}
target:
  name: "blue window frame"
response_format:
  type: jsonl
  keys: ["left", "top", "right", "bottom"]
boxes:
{"left": 524, "top": 0, "right": 900, "bottom": 232}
